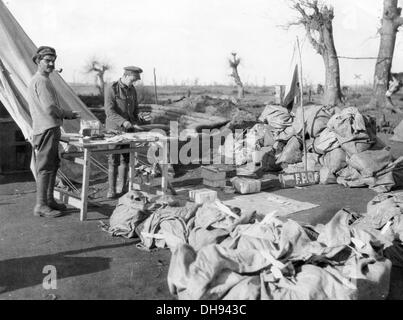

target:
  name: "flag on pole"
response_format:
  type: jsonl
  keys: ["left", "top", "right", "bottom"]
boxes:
{"left": 282, "top": 65, "right": 299, "bottom": 112}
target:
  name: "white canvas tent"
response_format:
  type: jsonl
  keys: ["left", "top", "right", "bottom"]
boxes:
{"left": 0, "top": 0, "right": 98, "bottom": 177}
{"left": 389, "top": 93, "right": 403, "bottom": 141}
{"left": 391, "top": 121, "right": 403, "bottom": 142}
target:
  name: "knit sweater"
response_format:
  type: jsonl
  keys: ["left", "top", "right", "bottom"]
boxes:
{"left": 28, "top": 72, "right": 74, "bottom": 135}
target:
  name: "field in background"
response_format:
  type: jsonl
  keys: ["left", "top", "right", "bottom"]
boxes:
{"left": 71, "top": 83, "right": 403, "bottom": 129}
{"left": 71, "top": 83, "right": 278, "bottom": 105}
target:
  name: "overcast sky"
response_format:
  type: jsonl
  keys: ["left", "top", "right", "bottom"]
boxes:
{"left": 4, "top": 0, "right": 403, "bottom": 86}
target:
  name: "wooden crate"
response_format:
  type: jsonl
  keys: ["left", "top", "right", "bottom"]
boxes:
{"left": 189, "top": 189, "right": 218, "bottom": 204}
{"left": 203, "top": 179, "right": 227, "bottom": 188}
{"left": 201, "top": 165, "right": 236, "bottom": 181}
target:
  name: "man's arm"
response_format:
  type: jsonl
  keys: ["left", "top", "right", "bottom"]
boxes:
{"left": 133, "top": 88, "right": 140, "bottom": 123}
{"left": 104, "top": 85, "right": 128, "bottom": 128}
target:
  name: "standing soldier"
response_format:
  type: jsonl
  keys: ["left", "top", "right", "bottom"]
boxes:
{"left": 104, "top": 66, "right": 145, "bottom": 199}
{"left": 28, "top": 46, "right": 80, "bottom": 218}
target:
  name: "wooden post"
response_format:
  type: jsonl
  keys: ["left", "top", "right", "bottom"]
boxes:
{"left": 153, "top": 68, "right": 159, "bottom": 104}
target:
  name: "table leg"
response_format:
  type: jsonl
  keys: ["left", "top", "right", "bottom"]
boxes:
{"left": 129, "top": 144, "right": 137, "bottom": 192}
{"left": 80, "top": 148, "right": 91, "bottom": 221}
{"left": 161, "top": 139, "right": 169, "bottom": 194}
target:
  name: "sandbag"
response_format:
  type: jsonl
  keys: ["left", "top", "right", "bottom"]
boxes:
{"left": 259, "top": 105, "right": 295, "bottom": 142}
{"left": 327, "top": 107, "right": 376, "bottom": 156}
{"left": 354, "top": 193, "right": 403, "bottom": 266}
{"left": 283, "top": 153, "right": 321, "bottom": 173}
{"left": 168, "top": 209, "right": 393, "bottom": 300}
{"left": 259, "top": 105, "right": 294, "bottom": 130}
{"left": 188, "top": 227, "right": 229, "bottom": 252}
{"left": 319, "top": 147, "right": 347, "bottom": 184}
{"left": 312, "top": 128, "right": 340, "bottom": 155}
{"left": 105, "top": 191, "right": 151, "bottom": 239}
{"left": 136, "top": 202, "right": 199, "bottom": 250}
{"left": 194, "top": 201, "right": 237, "bottom": 231}
{"left": 248, "top": 123, "right": 275, "bottom": 147}
{"left": 293, "top": 105, "right": 339, "bottom": 139}
{"left": 320, "top": 148, "right": 347, "bottom": 173}
{"left": 348, "top": 149, "right": 393, "bottom": 178}
{"left": 320, "top": 166, "right": 338, "bottom": 185}
{"left": 276, "top": 136, "right": 302, "bottom": 165}
{"left": 341, "top": 138, "right": 374, "bottom": 157}
{"left": 375, "top": 156, "right": 403, "bottom": 189}
{"left": 261, "top": 147, "right": 283, "bottom": 172}
{"left": 365, "top": 194, "right": 401, "bottom": 229}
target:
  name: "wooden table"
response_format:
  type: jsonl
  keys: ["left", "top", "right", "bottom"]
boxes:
{"left": 56, "top": 133, "right": 170, "bottom": 221}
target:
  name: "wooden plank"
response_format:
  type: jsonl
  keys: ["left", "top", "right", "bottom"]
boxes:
{"left": 54, "top": 190, "right": 82, "bottom": 209}
{"left": 160, "top": 139, "right": 169, "bottom": 194}
{"left": 80, "top": 148, "right": 91, "bottom": 221}
{"left": 129, "top": 143, "right": 137, "bottom": 192}
{"left": 73, "top": 158, "right": 85, "bottom": 166}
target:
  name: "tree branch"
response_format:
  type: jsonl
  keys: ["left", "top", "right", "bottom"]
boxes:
{"left": 278, "top": 21, "right": 304, "bottom": 30}
{"left": 394, "top": 16, "right": 403, "bottom": 27}
{"left": 294, "top": 3, "right": 308, "bottom": 20}
{"left": 305, "top": 27, "right": 324, "bottom": 54}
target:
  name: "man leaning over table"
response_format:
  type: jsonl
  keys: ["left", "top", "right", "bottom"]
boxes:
{"left": 104, "top": 66, "right": 146, "bottom": 199}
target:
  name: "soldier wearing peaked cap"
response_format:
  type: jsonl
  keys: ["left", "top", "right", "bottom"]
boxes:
{"left": 28, "top": 46, "right": 80, "bottom": 218}
{"left": 104, "top": 66, "right": 146, "bottom": 199}
{"left": 124, "top": 66, "right": 143, "bottom": 74}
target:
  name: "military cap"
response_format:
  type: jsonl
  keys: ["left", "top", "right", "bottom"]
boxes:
{"left": 32, "top": 46, "right": 57, "bottom": 64}
{"left": 124, "top": 66, "right": 143, "bottom": 74}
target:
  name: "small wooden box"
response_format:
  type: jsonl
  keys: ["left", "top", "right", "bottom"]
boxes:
{"left": 279, "top": 171, "right": 320, "bottom": 188}
{"left": 189, "top": 189, "right": 218, "bottom": 204}
{"left": 203, "top": 179, "right": 227, "bottom": 188}
{"left": 201, "top": 165, "right": 236, "bottom": 181}
{"left": 231, "top": 177, "right": 261, "bottom": 194}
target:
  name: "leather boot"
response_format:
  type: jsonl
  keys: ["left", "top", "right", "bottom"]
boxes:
{"left": 34, "top": 172, "right": 62, "bottom": 218}
{"left": 117, "top": 162, "right": 129, "bottom": 196}
{"left": 107, "top": 165, "right": 118, "bottom": 199}
{"left": 47, "top": 170, "right": 67, "bottom": 211}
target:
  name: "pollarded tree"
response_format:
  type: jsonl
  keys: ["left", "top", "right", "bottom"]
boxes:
{"left": 290, "top": 0, "right": 343, "bottom": 106}
{"left": 370, "top": 0, "right": 403, "bottom": 109}
{"left": 85, "top": 58, "right": 111, "bottom": 96}
{"left": 229, "top": 53, "right": 245, "bottom": 100}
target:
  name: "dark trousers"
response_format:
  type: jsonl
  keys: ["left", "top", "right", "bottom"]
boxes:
{"left": 33, "top": 127, "right": 61, "bottom": 175}
{"left": 108, "top": 144, "right": 130, "bottom": 167}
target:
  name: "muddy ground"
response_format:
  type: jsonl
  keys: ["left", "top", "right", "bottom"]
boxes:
{"left": 0, "top": 133, "right": 403, "bottom": 300}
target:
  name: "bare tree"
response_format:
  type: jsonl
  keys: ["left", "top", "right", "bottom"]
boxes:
{"left": 229, "top": 53, "right": 245, "bottom": 100}
{"left": 85, "top": 58, "right": 111, "bottom": 96}
{"left": 290, "top": 0, "right": 343, "bottom": 106}
{"left": 369, "top": 0, "right": 403, "bottom": 109}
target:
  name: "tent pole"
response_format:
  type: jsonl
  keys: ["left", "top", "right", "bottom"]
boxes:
{"left": 296, "top": 37, "right": 308, "bottom": 172}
